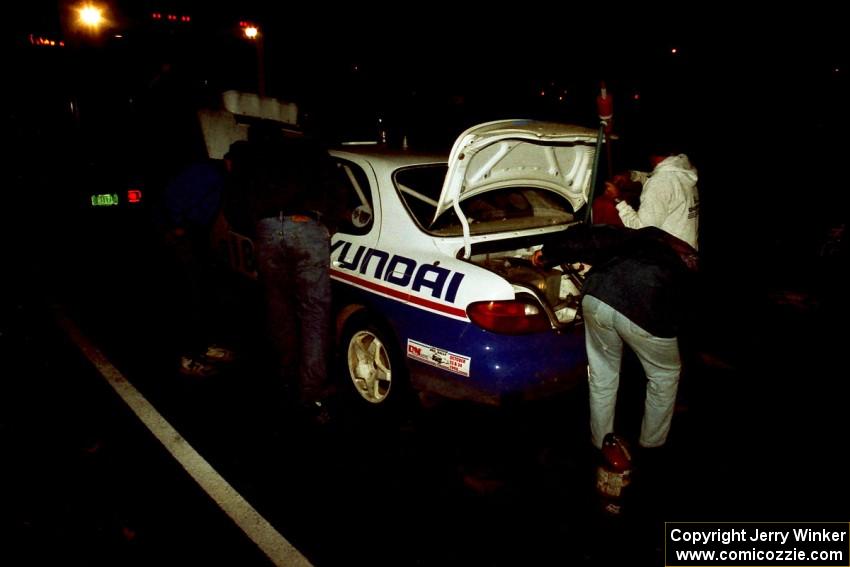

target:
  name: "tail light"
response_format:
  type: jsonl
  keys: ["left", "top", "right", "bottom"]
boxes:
{"left": 467, "top": 299, "right": 551, "bottom": 335}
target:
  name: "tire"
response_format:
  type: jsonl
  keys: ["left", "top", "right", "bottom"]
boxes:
{"left": 339, "top": 313, "right": 408, "bottom": 408}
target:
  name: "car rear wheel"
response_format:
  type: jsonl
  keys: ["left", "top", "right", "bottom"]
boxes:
{"left": 342, "top": 315, "right": 404, "bottom": 405}
{"left": 347, "top": 329, "right": 392, "bottom": 403}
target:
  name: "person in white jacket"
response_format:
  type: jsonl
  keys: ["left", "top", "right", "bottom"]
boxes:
{"left": 615, "top": 151, "right": 700, "bottom": 250}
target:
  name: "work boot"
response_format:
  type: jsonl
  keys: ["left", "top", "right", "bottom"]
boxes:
{"left": 179, "top": 355, "right": 218, "bottom": 378}
{"left": 203, "top": 344, "right": 236, "bottom": 364}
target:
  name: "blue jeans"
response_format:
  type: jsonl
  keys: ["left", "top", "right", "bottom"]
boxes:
{"left": 255, "top": 216, "right": 331, "bottom": 404}
{"left": 582, "top": 295, "right": 681, "bottom": 449}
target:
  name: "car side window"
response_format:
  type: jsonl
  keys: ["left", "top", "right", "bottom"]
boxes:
{"left": 334, "top": 159, "right": 374, "bottom": 235}
{"left": 393, "top": 164, "right": 448, "bottom": 229}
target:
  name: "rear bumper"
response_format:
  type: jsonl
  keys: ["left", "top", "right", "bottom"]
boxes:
{"left": 407, "top": 323, "right": 588, "bottom": 406}
{"left": 409, "top": 355, "right": 587, "bottom": 406}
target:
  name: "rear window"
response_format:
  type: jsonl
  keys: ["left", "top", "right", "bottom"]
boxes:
{"left": 394, "top": 165, "right": 577, "bottom": 236}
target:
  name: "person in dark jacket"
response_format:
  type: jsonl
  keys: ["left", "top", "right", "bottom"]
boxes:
{"left": 159, "top": 159, "right": 236, "bottom": 377}
{"left": 239, "top": 128, "right": 347, "bottom": 424}
{"left": 533, "top": 225, "right": 698, "bottom": 449}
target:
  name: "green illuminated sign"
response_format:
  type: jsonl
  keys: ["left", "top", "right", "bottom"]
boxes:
{"left": 90, "top": 193, "right": 120, "bottom": 207}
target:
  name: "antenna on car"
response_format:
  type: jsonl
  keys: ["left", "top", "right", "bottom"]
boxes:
{"left": 584, "top": 82, "right": 611, "bottom": 224}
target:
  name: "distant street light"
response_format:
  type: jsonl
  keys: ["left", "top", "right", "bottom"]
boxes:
{"left": 239, "top": 22, "right": 266, "bottom": 96}
{"left": 77, "top": 4, "right": 104, "bottom": 29}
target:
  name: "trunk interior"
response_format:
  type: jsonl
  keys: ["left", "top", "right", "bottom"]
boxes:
{"left": 467, "top": 239, "right": 584, "bottom": 327}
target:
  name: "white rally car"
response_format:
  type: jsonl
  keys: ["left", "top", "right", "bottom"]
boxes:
{"left": 211, "top": 98, "right": 600, "bottom": 406}
{"left": 326, "top": 121, "right": 599, "bottom": 406}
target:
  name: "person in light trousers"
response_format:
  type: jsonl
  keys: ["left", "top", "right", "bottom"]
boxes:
{"left": 534, "top": 224, "right": 698, "bottom": 449}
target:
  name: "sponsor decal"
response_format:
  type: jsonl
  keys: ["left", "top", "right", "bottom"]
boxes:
{"left": 332, "top": 240, "right": 465, "bottom": 303}
{"left": 407, "top": 339, "right": 471, "bottom": 377}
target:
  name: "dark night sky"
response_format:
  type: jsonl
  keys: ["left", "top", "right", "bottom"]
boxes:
{"left": 7, "top": 1, "right": 849, "bottom": 226}
{"left": 10, "top": 3, "right": 846, "bottom": 104}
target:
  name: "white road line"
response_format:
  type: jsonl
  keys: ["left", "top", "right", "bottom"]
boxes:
{"left": 57, "top": 312, "right": 313, "bottom": 567}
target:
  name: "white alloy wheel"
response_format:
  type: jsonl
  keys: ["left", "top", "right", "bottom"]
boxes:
{"left": 346, "top": 329, "right": 393, "bottom": 403}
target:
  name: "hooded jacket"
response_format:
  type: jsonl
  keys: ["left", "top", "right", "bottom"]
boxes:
{"left": 616, "top": 154, "right": 700, "bottom": 250}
